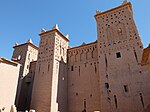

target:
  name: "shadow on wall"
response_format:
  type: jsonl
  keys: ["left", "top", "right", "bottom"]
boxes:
{"left": 17, "top": 70, "right": 35, "bottom": 111}
{"left": 56, "top": 57, "right": 68, "bottom": 112}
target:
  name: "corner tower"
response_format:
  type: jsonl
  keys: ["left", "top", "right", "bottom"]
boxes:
{"left": 31, "top": 25, "right": 69, "bottom": 112}
{"left": 12, "top": 39, "right": 38, "bottom": 110}
{"left": 95, "top": 1, "right": 150, "bottom": 112}
{"left": 12, "top": 39, "right": 38, "bottom": 78}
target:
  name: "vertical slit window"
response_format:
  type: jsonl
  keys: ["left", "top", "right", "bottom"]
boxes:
{"left": 79, "top": 66, "right": 80, "bottom": 76}
{"left": 105, "top": 54, "right": 108, "bottom": 70}
{"left": 134, "top": 50, "right": 138, "bottom": 63}
{"left": 71, "top": 66, "right": 74, "bottom": 71}
{"left": 124, "top": 85, "right": 128, "bottom": 92}
{"left": 114, "top": 95, "right": 118, "bottom": 108}
{"left": 83, "top": 99, "right": 87, "bottom": 112}
{"left": 48, "top": 63, "right": 50, "bottom": 71}
{"left": 140, "top": 93, "right": 145, "bottom": 108}
{"left": 105, "top": 83, "right": 109, "bottom": 89}
{"left": 94, "top": 64, "right": 97, "bottom": 73}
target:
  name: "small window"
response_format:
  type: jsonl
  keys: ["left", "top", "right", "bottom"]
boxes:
{"left": 105, "top": 83, "right": 109, "bottom": 89}
{"left": 76, "top": 93, "right": 78, "bottom": 96}
{"left": 71, "top": 66, "right": 74, "bottom": 71}
{"left": 27, "top": 65, "right": 30, "bottom": 69}
{"left": 48, "top": 63, "right": 50, "bottom": 71}
{"left": 124, "top": 85, "right": 128, "bottom": 92}
{"left": 116, "top": 52, "right": 121, "bottom": 58}
{"left": 28, "top": 54, "right": 30, "bottom": 60}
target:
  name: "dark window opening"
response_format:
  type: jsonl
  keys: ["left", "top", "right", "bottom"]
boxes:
{"left": 27, "top": 65, "right": 29, "bottom": 69}
{"left": 106, "top": 73, "right": 108, "bottom": 78}
{"left": 83, "top": 99, "right": 87, "bottom": 112}
{"left": 105, "top": 54, "right": 108, "bottom": 70}
{"left": 140, "top": 93, "right": 145, "bottom": 108}
{"left": 108, "top": 97, "right": 111, "bottom": 101}
{"left": 28, "top": 54, "right": 30, "bottom": 60}
{"left": 79, "top": 66, "right": 80, "bottom": 76}
{"left": 90, "top": 94, "right": 92, "bottom": 97}
{"left": 105, "top": 83, "right": 109, "bottom": 89}
{"left": 76, "top": 93, "right": 78, "bottom": 96}
{"left": 71, "top": 66, "right": 74, "bottom": 71}
{"left": 85, "top": 63, "right": 87, "bottom": 67}
{"left": 114, "top": 95, "right": 118, "bottom": 108}
{"left": 134, "top": 50, "right": 138, "bottom": 63}
{"left": 116, "top": 52, "right": 121, "bottom": 58}
{"left": 94, "top": 64, "right": 97, "bottom": 73}
{"left": 124, "top": 85, "right": 128, "bottom": 92}
{"left": 48, "top": 64, "right": 50, "bottom": 71}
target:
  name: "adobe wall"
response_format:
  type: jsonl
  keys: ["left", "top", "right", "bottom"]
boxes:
{"left": 95, "top": 2, "right": 150, "bottom": 112}
{"left": 67, "top": 42, "right": 101, "bottom": 112}
{"left": 31, "top": 32, "right": 55, "bottom": 112}
{"left": 12, "top": 43, "right": 38, "bottom": 110}
{"left": 0, "top": 59, "right": 20, "bottom": 112}
{"left": 31, "top": 29, "right": 69, "bottom": 112}
{"left": 18, "top": 61, "right": 37, "bottom": 111}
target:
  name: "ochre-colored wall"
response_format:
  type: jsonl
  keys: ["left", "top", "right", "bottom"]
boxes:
{"left": 0, "top": 60, "right": 20, "bottom": 112}
{"left": 31, "top": 29, "right": 69, "bottom": 112}
{"left": 67, "top": 42, "right": 101, "bottom": 112}
{"left": 95, "top": 2, "right": 150, "bottom": 112}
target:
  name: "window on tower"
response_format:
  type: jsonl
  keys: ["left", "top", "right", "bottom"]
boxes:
{"left": 116, "top": 52, "right": 121, "bottom": 58}
{"left": 71, "top": 66, "right": 74, "bottom": 71}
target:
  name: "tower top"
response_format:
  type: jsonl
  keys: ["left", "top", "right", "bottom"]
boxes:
{"left": 39, "top": 24, "right": 69, "bottom": 42}
{"left": 26, "top": 38, "right": 33, "bottom": 44}
{"left": 65, "top": 34, "right": 69, "bottom": 39}
{"left": 13, "top": 39, "right": 38, "bottom": 50}
{"left": 14, "top": 42, "right": 19, "bottom": 46}
{"left": 95, "top": 2, "right": 132, "bottom": 18}
{"left": 122, "top": 0, "right": 128, "bottom": 5}
{"left": 41, "top": 28, "right": 46, "bottom": 33}
{"left": 52, "top": 24, "right": 59, "bottom": 30}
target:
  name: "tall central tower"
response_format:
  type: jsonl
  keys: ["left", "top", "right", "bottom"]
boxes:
{"left": 31, "top": 25, "right": 69, "bottom": 112}
{"left": 95, "top": 2, "right": 150, "bottom": 112}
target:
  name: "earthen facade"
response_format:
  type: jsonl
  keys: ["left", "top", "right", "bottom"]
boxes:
{"left": 1, "top": 1, "right": 150, "bottom": 112}
{"left": 0, "top": 58, "right": 20, "bottom": 112}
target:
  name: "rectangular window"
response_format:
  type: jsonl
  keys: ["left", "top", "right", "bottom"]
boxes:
{"left": 105, "top": 83, "right": 109, "bottom": 89}
{"left": 71, "top": 66, "right": 73, "bottom": 71}
{"left": 116, "top": 52, "right": 121, "bottom": 58}
{"left": 48, "top": 63, "right": 50, "bottom": 71}
{"left": 124, "top": 85, "right": 128, "bottom": 92}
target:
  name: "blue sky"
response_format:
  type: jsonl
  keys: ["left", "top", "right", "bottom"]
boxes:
{"left": 0, "top": 0, "right": 150, "bottom": 59}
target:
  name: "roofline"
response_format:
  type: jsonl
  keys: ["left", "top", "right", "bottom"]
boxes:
{"left": 0, "top": 57, "right": 20, "bottom": 66}
{"left": 13, "top": 42, "right": 39, "bottom": 50}
{"left": 141, "top": 47, "right": 150, "bottom": 66}
{"left": 94, "top": 2, "right": 132, "bottom": 18}
{"left": 39, "top": 29, "right": 70, "bottom": 42}
{"left": 68, "top": 41, "right": 97, "bottom": 50}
